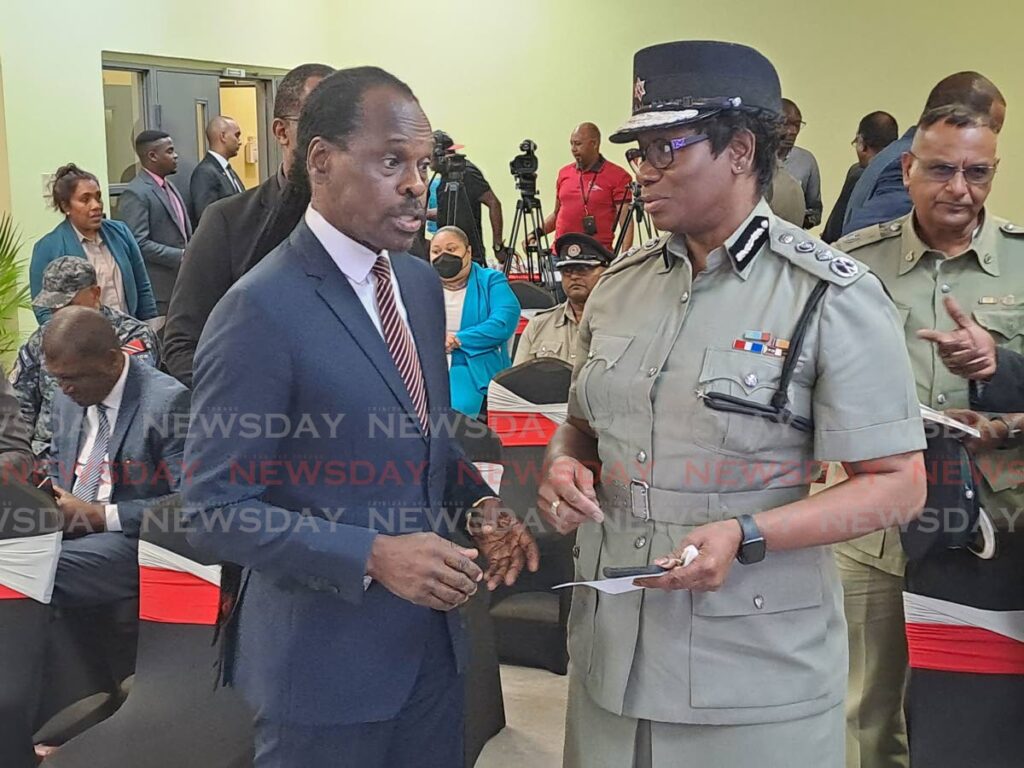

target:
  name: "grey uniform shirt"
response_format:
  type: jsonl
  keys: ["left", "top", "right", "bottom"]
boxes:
{"left": 513, "top": 301, "right": 581, "bottom": 366}
{"left": 567, "top": 199, "right": 924, "bottom": 726}
{"left": 782, "top": 146, "right": 823, "bottom": 227}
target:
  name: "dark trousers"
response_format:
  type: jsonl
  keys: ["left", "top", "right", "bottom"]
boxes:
{"left": 53, "top": 532, "right": 138, "bottom": 608}
{"left": 253, "top": 614, "right": 465, "bottom": 768}
{"left": 905, "top": 532, "right": 1024, "bottom": 768}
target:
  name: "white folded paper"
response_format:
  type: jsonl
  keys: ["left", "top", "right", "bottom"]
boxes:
{"left": 920, "top": 404, "right": 981, "bottom": 438}
{"left": 553, "top": 545, "right": 699, "bottom": 595}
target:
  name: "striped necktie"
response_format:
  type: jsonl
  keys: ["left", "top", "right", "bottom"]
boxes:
{"left": 73, "top": 403, "right": 110, "bottom": 502}
{"left": 371, "top": 256, "right": 429, "bottom": 433}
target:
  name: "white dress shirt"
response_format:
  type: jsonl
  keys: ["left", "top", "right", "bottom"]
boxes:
{"left": 304, "top": 206, "right": 415, "bottom": 345}
{"left": 74, "top": 353, "right": 130, "bottom": 532}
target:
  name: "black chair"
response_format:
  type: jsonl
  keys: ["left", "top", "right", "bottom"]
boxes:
{"left": 451, "top": 415, "right": 507, "bottom": 766}
{"left": 47, "top": 499, "right": 254, "bottom": 768}
{"left": 509, "top": 281, "right": 556, "bottom": 310}
{"left": 0, "top": 479, "right": 62, "bottom": 768}
{"left": 486, "top": 360, "right": 575, "bottom": 675}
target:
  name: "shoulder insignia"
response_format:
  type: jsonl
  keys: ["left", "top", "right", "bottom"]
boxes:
{"left": 604, "top": 233, "right": 672, "bottom": 277}
{"left": 121, "top": 338, "right": 149, "bottom": 355}
{"left": 835, "top": 218, "right": 904, "bottom": 253}
{"left": 770, "top": 225, "right": 868, "bottom": 287}
{"left": 1000, "top": 222, "right": 1024, "bottom": 237}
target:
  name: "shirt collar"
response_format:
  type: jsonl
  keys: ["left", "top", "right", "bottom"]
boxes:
{"left": 304, "top": 205, "right": 387, "bottom": 283}
{"left": 98, "top": 353, "right": 131, "bottom": 415}
{"left": 144, "top": 168, "right": 166, "bottom": 188}
{"left": 555, "top": 301, "right": 580, "bottom": 328}
{"left": 579, "top": 155, "right": 606, "bottom": 174}
{"left": 70, "top": 222, "right": 101, "bottom": 245}
{"left": 208, "top": 151, "right": 230, "bottom": 170}
{"left": 899, "top": 209, "right": 999, "bottom": 277}
{"left": 659, "top": 199, "right": 774, "bottom": 280}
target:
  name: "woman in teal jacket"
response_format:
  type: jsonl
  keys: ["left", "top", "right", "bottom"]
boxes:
{"left": 30, "top": 163, "right": 157, "bottom": 324}
{"left": 430, "top": 226, "right": 520, "bottom": 418}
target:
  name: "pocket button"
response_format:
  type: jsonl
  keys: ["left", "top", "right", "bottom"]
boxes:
{"left": 753, "top": 594, "right": 765, "bottom": 610}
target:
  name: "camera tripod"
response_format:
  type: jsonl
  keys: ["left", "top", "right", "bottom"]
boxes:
{"left": 613, "top": 181, "right": 657, "bottom": 257}
{"left": 503, "top": 188, "right": 555, "bottom": 285}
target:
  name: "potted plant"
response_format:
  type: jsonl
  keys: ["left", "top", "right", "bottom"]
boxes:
{"left": 0, "top": 212, "right": 31, "bottom": 361}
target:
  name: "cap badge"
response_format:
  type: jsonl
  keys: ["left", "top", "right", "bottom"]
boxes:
{"left": 634, "top": 77, "right": 647, "bottom": 107}
{"left": 567, "top": 244, "right": 582, "bottom": 257}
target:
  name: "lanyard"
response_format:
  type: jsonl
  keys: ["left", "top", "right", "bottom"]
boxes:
{"left": 578, "top": 159, "right": 603, "bottom": 215}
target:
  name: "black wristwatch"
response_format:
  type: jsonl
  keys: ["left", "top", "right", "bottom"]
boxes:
{"left": 735, "top": 514, "right": 766, "bottom": 565}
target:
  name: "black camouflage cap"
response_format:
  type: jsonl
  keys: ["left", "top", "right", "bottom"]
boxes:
{"left": 33, "top": 256, "right": 98, "bottom": 310}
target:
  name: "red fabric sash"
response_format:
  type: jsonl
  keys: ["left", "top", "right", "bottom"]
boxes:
{"left": 487, "top": 411, "right": 558, "bottom": 447}
{"left": 516, "top": 316, "right": 530, "bottom": 335}
{"left": 906, "top": 622, "right": 1024, "bottom": 675}
{"left": 139, "top": 566, "right": 220, "bottom": 625}
{"left": 0, "top": 582, "right": 26, "bottom": 600}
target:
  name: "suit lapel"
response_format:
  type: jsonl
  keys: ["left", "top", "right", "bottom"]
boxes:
{"left": 107, "top": 360, "right": 141, "bottom": 467}
{"left": 297, "top": 225, "right": 422, "bottom": 431}
{"left": 142, "top": 173, "right": 185, "bottom": 238}
{"left": 58, "top": 404, "right": 85, "bottom": 488}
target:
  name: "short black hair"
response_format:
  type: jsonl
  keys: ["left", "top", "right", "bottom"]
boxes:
{"left": 273, "top": 63, "right": 335, "bottom": 119}
{"left": 250, "top": 67, "right": 417, "bottom": 266}
{"left": 42, "top": 306, "right": 120, "bottom": 362}
{"left": 694, "top": 109, "right": 784, "bottom": 195}
{"left": 918, "top": 104, "right": 992, "bottom": 131}
{"left": 857, "top": 111, "right": 899, "bottom": 152}
{"left": 134, "top": 130, "right": 171, "bottom": 156}
{"left": 49, "top": 163, "right": 99, "bottom": 213}
{"left": 924, "top": 72, "right": 1005, "bottom": 116}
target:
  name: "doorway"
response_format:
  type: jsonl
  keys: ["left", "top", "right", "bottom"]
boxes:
{"left": 219, "top": 80, "right": 267, "bottom": 191}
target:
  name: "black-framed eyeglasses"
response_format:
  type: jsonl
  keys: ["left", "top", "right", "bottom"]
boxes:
{"left": 625, "top": 133, "right": 710, "bottom": 173}
{"left": 908, "top": 152, "right": 999, "bottom": 185}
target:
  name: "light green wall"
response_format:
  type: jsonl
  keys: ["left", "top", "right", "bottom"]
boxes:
{"left": 3, "top": 0, "right": 1023, "bottom": 335}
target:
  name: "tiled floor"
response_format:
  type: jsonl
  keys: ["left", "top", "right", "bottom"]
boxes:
{"left": 475, "top": 665, "right": 569, "bottom": 767}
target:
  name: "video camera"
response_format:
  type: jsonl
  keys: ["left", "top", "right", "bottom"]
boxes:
{"left": 433, "top": 134, "right": 467, "bottom": 183}
{"left": 509, "top": 139, "right": 539, "bottom": 198}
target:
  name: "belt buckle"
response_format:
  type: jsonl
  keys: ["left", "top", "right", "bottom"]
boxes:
{"left": 630, "top": 479, "right": 650, "bottom": 521}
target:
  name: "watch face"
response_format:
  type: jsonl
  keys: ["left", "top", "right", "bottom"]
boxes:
{"left": 740, "top": 537, "right": 766, "bottom": 564}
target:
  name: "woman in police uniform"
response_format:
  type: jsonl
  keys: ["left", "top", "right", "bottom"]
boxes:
{"left": 538, "top": 41, "right": 927, "bottom": 767}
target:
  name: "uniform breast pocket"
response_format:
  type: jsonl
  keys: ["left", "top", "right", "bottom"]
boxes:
{"left": 693, "top": 347, "right": 812, "bottom": 457}
{"left": 576, "top": 334, "right": 633, "bottom": 429}
{"left": 534, "top": 340, "right": 564, "bottom": 359}
{"left": 974, "top": 309, "right": 1024, "bottom": 352}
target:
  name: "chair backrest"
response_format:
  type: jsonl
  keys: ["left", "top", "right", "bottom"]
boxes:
{"left": 510, "top": 281, "right": 556, "bottom": 310}
{"left": 0, "top": 480, "right": 62, "bottom": 603}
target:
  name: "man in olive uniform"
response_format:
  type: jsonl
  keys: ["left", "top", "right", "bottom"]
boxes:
{"left": 537, "top": 41, "right": 926, "bottom": 768}
{"left": 834, "top": 103, "right": 1024, "bottom": 768}
{"left": 11, "top": 257, "right": 158, "bottom": 457}
{"left": 513, "top": 233, "right": 612, "bottom": 366}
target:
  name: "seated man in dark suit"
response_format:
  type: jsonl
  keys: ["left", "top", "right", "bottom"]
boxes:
{"left": 189, "top": 116, "right": 244, "bottom": 223}
{"left": 163, "top": 63, "right": 334, "bottom": 386}
{"left": 43, "top": 307, "right": 189, "bottom": 607}
{"left": 116, "top": 130, "right": 192, "bottom": 317}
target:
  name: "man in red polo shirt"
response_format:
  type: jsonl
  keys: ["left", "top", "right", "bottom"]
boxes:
{"left": 532, "top": 122, "right": 634, "bottom": 253}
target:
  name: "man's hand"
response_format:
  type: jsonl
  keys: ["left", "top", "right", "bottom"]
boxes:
{"left": 53, "top": 485, "right": 106, "bottom": 536}
{"left": 538, "top": 456, "right": 604, "bottom": 534}
{"left": 366, "top": 532, "right": 482, "bottom": 611}
{"left": 944, "top": 409, "right": 1009, "bottom": 454}
{"left": 918, "top": 296, "right": 997, "bottom": 380}
{"left": 638, "top": 520, "right": 742, "bottom": 592}
{"left": 468, "top": 499, "right": 540, "bottom": 590}
{"left": 445, "top": 333, "right": 460, "bottom": 353}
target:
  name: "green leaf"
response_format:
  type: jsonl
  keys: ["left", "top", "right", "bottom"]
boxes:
{"left": 0, "top": 211, "right": 31, "bottom": 358}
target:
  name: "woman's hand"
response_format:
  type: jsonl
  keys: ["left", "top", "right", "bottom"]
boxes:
{"left": 445, "top": 333, "right": 461, "bottom": 353}
{"left": 538, "top": 456, "right": 604, "bottom": 534}
{"left": 638, "top": 520, "right": 742, "bottom": 592}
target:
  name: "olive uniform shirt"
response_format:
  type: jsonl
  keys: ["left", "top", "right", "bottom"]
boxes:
{"left": 513, "top": 302, "right": 581, "bottom": 366}
{"left": 834, "top": 211, "right": 1024, "bottom": 576}
{"left": 567, "top": 199, "right": 924, "bottom": 726}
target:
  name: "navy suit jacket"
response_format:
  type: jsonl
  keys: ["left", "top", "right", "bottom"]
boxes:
{"left": 842, "top": 127, "right": 915, "bottom": 236}
{"left": 48, "top": 357, "right": 190, "bottom": 537}
{"left": 183, "top": 221, "right": 493, "bottom": 726}
{"left": 30, "top": 218, "right": 158, "bottom": 323}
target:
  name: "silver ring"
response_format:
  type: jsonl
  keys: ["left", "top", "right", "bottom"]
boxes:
{"left": 551, "top": 498, "right": 561, "bottom": 516}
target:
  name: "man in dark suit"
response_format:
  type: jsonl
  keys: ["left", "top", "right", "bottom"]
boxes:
{"left": 163, "top": 63, "right": 334, "bottom": 386}
{"left": 189, "top": 116, "right": 244, "bottom": 223}
{"left": 183, "top": 67, "right": 539, "bottom": 768}
{"left": 117, "top": 130, "right": 192, "bottom": 317}
{"left": 44, "top": 307, "right": 190, "bottom": 607}
{"left": 0, "top": 369, "right": 32, "bottom": 479}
